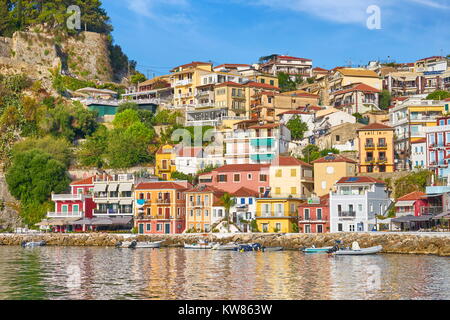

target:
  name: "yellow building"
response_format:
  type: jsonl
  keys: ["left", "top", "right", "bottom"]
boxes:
{"left": 155, "top": 145, "right": 177, "bottom": 180}
{"left": 214, "top": 82, "right": 249, "bottom": 118}
{"left": 255, "top": 198, "right": 302, "bottom": 233}
{"left": 311, "top": 154, "right": 357, "bottom": 197}
{"left": 170, "top": 61, "right": 213, "bottom": 107}
{"left": 357, "top": 123, "right": 395, "bottom": 173}
{"left": 269, "top": 156, "right": 314, "bottom": 199}
{"left": 329, "top": 68, "right": 382, "bottom": 92}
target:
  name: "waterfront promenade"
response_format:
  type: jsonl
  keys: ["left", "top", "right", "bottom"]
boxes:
{"left": 1, "top": 232, "right": 450, "bottom": 256}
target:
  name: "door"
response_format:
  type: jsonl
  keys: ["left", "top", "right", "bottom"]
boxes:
{"left": 73, "top": 204, "right": 79, "bottom": 217}
{"left": 165, "top": 223, "right": 171, "bottom": 234}
{"left": 138, "top": 223, "right": 144, "bottom": 234}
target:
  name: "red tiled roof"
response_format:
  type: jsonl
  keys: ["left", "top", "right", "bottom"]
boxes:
{"left": 156, "top": 145, "right": 175, "bottom": 155}
{"left": 392, "top": 97, "right": 408, "bottom": 101}
{"left": 417, "top": 56, "right": 445, "bottom": 62}
{"left": 135, "top": 182, "right": 189, "bottom": 190}
{"left": 397, "top": 191, "right": 426, "bottom": 201}
{"left": 246, "top": 81, "right": 280, "bottom": 91}
{"left": 332, "top": 83, "right": 380, "bottom": 96}
{"left": 170, "top": 61, "right": 212, "bottom": 72}
{"left": 357, "top": 122, "right": 393, "bottom": 131}
{"left": 277, "top": 110, "right": 311, "bottom": 116}
{"left": 274, "top": 156, "right": 313, "bottom": 167}
{"left": 232, "top": 187, "right": 259, "bottom": 198}
{"left": 176, "top": 147, "right": 203, "bottom": 157}
{"left": 214, "top": 64, "right": 251, "bottom": 69}
{"left": 201, "top": 164, "right": 270, "bottom": 174}
{"left": 445, "top": 98, "right": 450, "bottom": 102}
{"left": 313, "top": 67, "right": 328, "bottom": 72}
{"left": 412, "top": 138, "right": 427, "bottom": 144}
{"left": 248, "top": 123, "right": 280, "bottom": 129}
{"left": 70, "top": 176, "right": 95, "bottom": 186}
{"left": 185, "top": 185, "right": 225, "bottom": 194}
{"left": 298, "top": 194, "right": 330, "bottom": 207}
{"left": 312, "top": 154, "right": 357, "bottom": 164}
{"left": 336, "top": 176, "right": 386, "bottom": 185}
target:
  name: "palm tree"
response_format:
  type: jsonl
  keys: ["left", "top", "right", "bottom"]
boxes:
{"left": 221, "top": 193, "right": 235, "bottom": 233}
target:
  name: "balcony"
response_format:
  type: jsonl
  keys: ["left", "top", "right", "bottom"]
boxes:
{"left": 338, "top": 211, "right": 356, "bottom": 217}
{"left": 421, "top": 206, "right": 443, "bottom": 216}
{"left": 377, "top": 143, "right": 388, "bottom": 150}
{"left": 377, "top": 158, "right": 388, "bottom": 164}
{"left": 365, "top": 143, "right": 375, "bottom": 150}
{"left": 93, "top": 209, "right": 133, "bottom": 216}
{"left": 157, "top": 198, "right": 171, "bottom": 205}
{"left": 47, "top": 211, "right": 83, "bottom": 218}
{"left": 173, "top": 79, "right": 193, "bottom": 87}
{"left": 189, "top": 201, "right": 205, "bottom": 208}
{"left": 365, "top": 158, "right": 375, "bottom": 164}
{"left": 51, "top": 194, "right": 84, "bottom": 201}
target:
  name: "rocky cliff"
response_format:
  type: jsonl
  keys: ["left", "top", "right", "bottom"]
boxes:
{"left": 0, "top": 174, "right": 21, "bottom": 230}
{"left": 0, "top": 30, "right": 115, "bottom": 91}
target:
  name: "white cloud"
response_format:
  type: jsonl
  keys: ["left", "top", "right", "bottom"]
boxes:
{"left": 125, "top": 0, "right": 190, "bottom": 21}
{"left": 408, "top": 0, "right": 450, "bottom": 9}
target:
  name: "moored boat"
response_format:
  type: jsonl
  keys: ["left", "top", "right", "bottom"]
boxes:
{"left": 212, "top": 243, "right": 239, "bottom": 251}
{"left": 303, "top": 246, "right": 333, "bottom": 253}
{"left": 135, "top": 241, "right": 163, "bottom": 249}
{"left": 21, "top": 240, "right": 46, "bottom": 248}
{"left": 329, "top": 242, "right": 382, "bottom": 255}
{"left": 184, "top": 242, "right": 213, "bottom": 249}
{"left": 238, "top": 243, "right": 263, "bottom": 252}
{"left": 115, "top": 240, "right": 137, "bottom": 249}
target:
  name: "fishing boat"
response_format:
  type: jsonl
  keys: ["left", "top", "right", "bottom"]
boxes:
{"left": 21, "top": 240, "right": 46, "bottom": 248}
{"left": 238, "top": 243, "right": 263, "bottom": 252}
{"left": 212, "top": 243, "right": 239, "bottom": 251}
{"left": 184, "top": 239, "right": 213, "bottom": 249}
{"left": 135, "top": 241, "right": 163, "bottom": 249}
{"left": 303, "top": 246, "right": 334, "bottom": 253}
{"left": 329, "top": 242, "right": 382, "bottom": 255}
{"left": 115, "top": 240, "right": 137, "bottom": 249}
{"left": 263, "top": 246, "right": 283, "bottom": 252}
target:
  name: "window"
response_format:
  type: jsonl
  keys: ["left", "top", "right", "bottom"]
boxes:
{"left": 259, "top": 187, "right": 265, "bottom": 194}
{"left": 338, "top": 223, "right": 343, "bottom": 232}
{"left": 218, "top": 209, "right": 223, "bottom": 217}
{"left": 205, "top": 210, "right": 209, "bottom": 217}
{"left": 291, "top": 169, "right": 297, "bottom": 177}
{"left": 270, "top": 80, "right": 274, "bottom": 86}
{"left": 177, "top": 208, "right": 181, "bottom": 217}
{"left": 147, "top": 193, "right": 151, "bottom": 200}
{"left": 335, "top": 135, "right": 340, "bottom": 142}
{"left": 218, "top": 174, "right": 227, "bottom": 182}
{"left": 146, "top": 224, "right": 151, "bottom": 231}
{"left": 77, "top": 188, "right": 83, "bottom": 195}
{"left": 291, "top": 187, "right": 297, "bottom": 195}
{"left": 259, "top": 174, "right": 267, "bottom": 182}
{"left": 275, "top": 223, "right": 281, "bottom": 232}
{"left": 358, "top": 204, "right": 363, "bottom": 212}
{"left": 248, "top": 174, "right": 252, "bottom": 180}
{"left": 196, "top": 209, "right": 201, "bottom": 217}
{"left": 275, "top": 187, "right": 281, "bottom": 195}
{"left": 262, "top": 204, "right": 271, "bottom": 216}
{"left": 204, "top": 195, "right": 209, "bottom": 206}
{"left": 275, "top": 169, "right": 282, "bottom": 177}
{"left": 317, "top": 225, "right": 323, "bottom": 233}
{"left": 158, "top": 208, "right": 163, "bottom": 216}
{"left": 349, "top": 225, "right": 355, "bottom": 232}
{"left": 304, "top": 209, "right": 310, "bottom": 220}
{"left": 249, "top": 198, "right": 253, "bottom": 205}
{"left": 241, "top": 198, "right": 245, "bottom": 204}
{"left": 190, "top": 210, "right": 193, "bottom": 217}
{"left": 317, "top": 208, "right": 322, "bottom": 220}
{"left": 156, "top": 224, "right": 163, "bottom": 232}
{"left": 234, "top": 174, "right": 240, "bottom": 182}
{"left": 146, "top": 208, "right": 151, "bottom": 216}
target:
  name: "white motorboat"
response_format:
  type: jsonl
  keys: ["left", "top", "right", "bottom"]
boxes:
{"left": 135, "top": 241, "right": 163, "bottom": 249}
{"left": 212, "top": 243, "right": 239, "bottom": 251}
{"left": 330, "top": 242, "right": 382, "bottom": 255}
{"left": 303, "top": 246, "right": 334, "bottom": 253}
{"left": 21, "top": 240, "right": 46, "bottom": 248}
{"left": 184, "top": 241, "right": 213, "bottom": 249}
{"left": 115, "top": 240, "right": 137, "bottom": 249}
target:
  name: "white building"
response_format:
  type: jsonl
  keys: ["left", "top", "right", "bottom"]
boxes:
{"left": 313, "top": 108, "right": 356, "bottom": 135}
{"left": 329, "top": 176, "right": 391, "bottom": 233}
{"left": 411, "top": 138, "right": 427, "bottom": 170}
{"left": 230, "top": 187, "right": 258, "bottom": 232}
{"left": 175, "top": 147, "right": 205, "bottom": 176}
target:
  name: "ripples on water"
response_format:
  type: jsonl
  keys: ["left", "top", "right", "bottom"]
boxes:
{"left": 0, "top": 246, "right": 449, "bottom": 300}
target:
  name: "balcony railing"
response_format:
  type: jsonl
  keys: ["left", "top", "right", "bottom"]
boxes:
{"left": 157, "top": 199, "right": 171, "bottom": 205}
{"left": 421, "top": 206, "right": 443, "bottom": 216}
{"left": 51, "top": 194, "right": 84, "bottom": 201}
{"left": 94, "top": 209, "right": 133, "bottom": 215}
{"left": 365, "top": 143, "right": 375, "bottom": 149}
{"left": 377, "top": 143, "right": 388, "bottom": 149}
{"left": 338, "top": 211, "right": 356, "bottom": 217}
{"left": 47, "top": 211, "right": 83, "bottom": 218}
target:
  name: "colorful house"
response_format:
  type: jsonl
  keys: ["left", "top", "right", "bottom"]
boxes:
{"left": 357, "top": 123, "right": 395, "bottom": 173}
{"left": 269, "top": 156, "right": 314, "bottom": 199}
{"left": 155, "top": 144, "right": 177, "bottom": 180}
{"left": 230, "top": 187, "right": 259, "bottom": 232}
{"left": 185, "top": 185, "right": 225, "bottom": 232}
{"left": 134, "top": 181, "right": 190, "bottom": 234}
{"left": 425, "top": 115, "right": 450, "bottom": 179}
{"left": 255, "top": 198, "right": 302, "bottom": 233}
{"left": 198, "top": 163, "right": 270, "bottom": 194}
{"left": 298, "top": 195, "right": 330, "bottom": 233}
{"left": 312, "top": 154, "right": 357, "bottom": 197}
{"left": 395, "top": 191, "right": 428, "bottom": 217}
{"left": 47, "top": 176, "right": 96, "bottom": 232}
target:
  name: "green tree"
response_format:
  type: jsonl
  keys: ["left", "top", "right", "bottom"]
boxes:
{"left": 221, "top": 193, "right": 235, "bottom": 233}
{"left": 379, "top": 89, "right": 392, "bottom": 110}
{"left": 393, "top": 170, "right": 432, "bottom": 199}
{"left": 152, "top": 109, "right": 180, "bottom": 125}
{"left": 426, "top": 90, "right": 450, "bottom": 101}
{"left": 286, "top": 116, "right": 309, "bottom": 140}
{"left": 112, "top": 108, "right": 141, "bottom": 129}
{"left": 76, "top": 125, "right": 108, "bottom": 168}
{"left": 130, "top": 72, "right": 147, "bottom": 85}
{"left": 277, "top": 72, "right": 297, "bottom": 92}
{"left": 300, "top": 144, "right": 340, "bottom": 163}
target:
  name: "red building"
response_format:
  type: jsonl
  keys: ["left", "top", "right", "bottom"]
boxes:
{"left": 48, "top": 176, "right": 96, "bottom": 232}
{"left": 395, "top": 191, "right": 429, "bottom": 217}
{"left": 198, "top": 164, "right": 270, "bottom": 195}
{"left": 297, "top": 195, "right": 330, "bottom": 233}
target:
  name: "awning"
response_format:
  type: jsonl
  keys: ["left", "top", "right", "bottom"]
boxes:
{"left": 108, "top": 183, "right": 119, "bottom": 191}
{"left": 395, "top": 200, "right": 416, "bottom": 207}
{"left": 48, "top": 219, "right": 66, "bottom": 226}
{"left": 433, "top": 212, "right": 450, "bottom": 219}
{"left": 120, "top": 200, "right": 133, "bottom": 205}
{"left": 199, "top": 175, "right": 212, "bottom": 180}
{"left": 35, "top": 220, "right": 51, "bottom": 226}
{"left": 91, "top": 218, "right": 113, "bottom": 226}
{"left": 118, "top": 183, "right": 133, "bottom": 192}
{"left": 392, "top": 215, "right": 433, "bottom": 223}
{"left": 75, "top": 218, "right": 94, "bottom": 225}
{"left": 65, "top": 218, "right": 84, "bottom": 225}
{"left": 94, "top": 184, "right": 107, "bottom": 192}
{"left": 111, "top": 216, "right": 133, "bottom": 225}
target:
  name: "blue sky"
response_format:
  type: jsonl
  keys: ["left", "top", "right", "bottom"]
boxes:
{"left": 102, "top": 0, "right": 450, "bottom": 76}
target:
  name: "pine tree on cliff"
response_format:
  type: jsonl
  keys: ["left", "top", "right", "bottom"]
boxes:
{"left": 0, "top": 0, "right": 13, "bottom": 36}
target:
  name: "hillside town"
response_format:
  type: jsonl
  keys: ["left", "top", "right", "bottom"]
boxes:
{"left": 33, "top": 54, "right": 450, "bottom": 235}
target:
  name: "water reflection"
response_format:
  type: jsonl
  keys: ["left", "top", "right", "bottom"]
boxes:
{"left": 0, "top": 247, "right": 449, "bottom": 300}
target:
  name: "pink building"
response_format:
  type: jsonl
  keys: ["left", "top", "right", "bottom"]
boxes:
{"left": 395, "top": 191, "right": 429, "bottom": 217}
{"left": 48, "top": 176, "right": 96, "bottom": 232}
{"left": 198, "top": 164, "right": 270, "bottom": 195}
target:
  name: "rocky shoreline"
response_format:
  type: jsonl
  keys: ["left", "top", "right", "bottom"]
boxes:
{"left": 1, "top": 232, "right": 450, "bottom": 257}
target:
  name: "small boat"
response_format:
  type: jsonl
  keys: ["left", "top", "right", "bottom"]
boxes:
{"left": 238, "top": 243, "right": 263, "bottom": 252}
{"left": 212, "top": 243, "right": 239, "bottom": 251}
{"left": 115, "top": 240, "right": 137, "bottom": 249}
{"left": 21, "top": 240, "right": 46, "bottom": 248}
{"left": 135, "top": 241, "right": 163, "bottom": 249}
{"left": 184, "top": 242, "right": 213, "bottom": 249}
{"left": 329, "top": 242, "right": 382, "bottom": 256}
{"left": 263, "top": 246, "right": 283, "bottom": 252}
{"left": 303, "top": 246, "right": 334, "bottom": 253}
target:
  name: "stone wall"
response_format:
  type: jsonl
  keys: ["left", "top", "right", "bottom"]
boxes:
{"left": 0, "top": 36, "right": 12, "bottom": 58}
{"left": 1, "top": 232, "right": 449, "bottom": 257}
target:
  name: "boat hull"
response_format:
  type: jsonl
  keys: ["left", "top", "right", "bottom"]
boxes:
{"left": 303, "top": 246, "right": 333, "bottom": 253}
{"left": 333, "top": 245, "right": 383, "bottom": 255}
{"left": 135, "top": 241, "right": 162, "bottom": 249}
